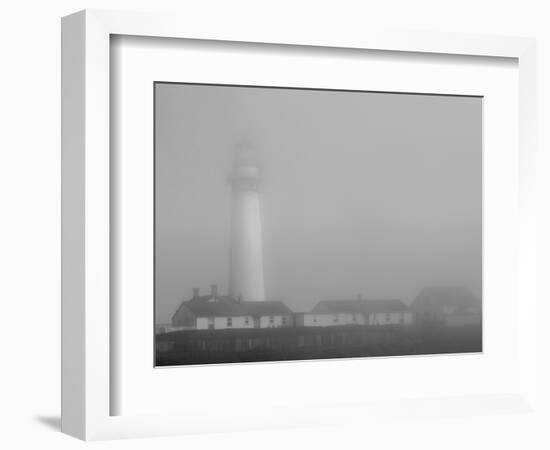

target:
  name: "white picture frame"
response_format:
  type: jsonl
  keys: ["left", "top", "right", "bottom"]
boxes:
{"left": 61, "top": 9, "right": 537, "bottom": 441}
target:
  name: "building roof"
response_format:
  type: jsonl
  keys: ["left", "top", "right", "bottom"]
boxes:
{"left": 411, "top": 286, "right": 481, "bottom": 313}
{"left": 312, "top": 299, "right": 409, "bottom": 314}
{"left": 175, "top": 297, "right": 293, "bottom": 318}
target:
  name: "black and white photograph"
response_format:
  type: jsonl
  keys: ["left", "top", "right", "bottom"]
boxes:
{"left": 5, "top": 1, "right": 545, "bottom": 446}
{"left": 154, "top": 82, "right": 483, "bottom": 366}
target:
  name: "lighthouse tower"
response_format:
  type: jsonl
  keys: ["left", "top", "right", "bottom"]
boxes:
{"left": 229, "top": 150, "right": 266, "bottom": 302}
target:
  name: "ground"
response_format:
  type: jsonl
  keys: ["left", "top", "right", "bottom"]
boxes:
{"left": 155, "top": 323, "right": 482, "bottom": 366}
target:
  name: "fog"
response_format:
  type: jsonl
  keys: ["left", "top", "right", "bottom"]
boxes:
{"left": 155, "top": 83, "right": 481, "bottom": 324}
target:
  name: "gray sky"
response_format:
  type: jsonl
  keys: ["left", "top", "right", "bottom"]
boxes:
{"left": 155, "top": 83, "right": 482, "bottom": 324}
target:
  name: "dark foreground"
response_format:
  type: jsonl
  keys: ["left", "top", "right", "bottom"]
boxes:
{"left": 155, "top": 323, "right": 482, "bottom": 366}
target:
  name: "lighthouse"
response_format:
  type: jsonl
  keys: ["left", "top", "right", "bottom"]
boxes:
{"left": 228, "top": 148, "right": 266, "bottom": 302}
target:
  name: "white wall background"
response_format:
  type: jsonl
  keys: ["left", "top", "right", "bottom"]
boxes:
{"left": 0, "top": 1, "right": 548, "bottom": 449}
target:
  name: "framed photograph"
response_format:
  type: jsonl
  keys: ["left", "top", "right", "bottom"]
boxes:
{"left": 61, "top": 9, "right": 537, "bottom": 440}
{"left": 153, "top": 82, "right": 483, "bottom": 367}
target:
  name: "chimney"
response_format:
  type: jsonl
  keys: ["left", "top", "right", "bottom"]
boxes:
{"left": 211, "top": 284, "right": 218, "bottom": 298}
{"left": 192, "top": 288, "right": 199, "bottom": 299}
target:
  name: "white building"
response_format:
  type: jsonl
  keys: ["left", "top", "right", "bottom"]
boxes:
{"left": 411, "top": 286, "right": 481, "bottom": 327}
{"left": 295, "top": 311, "right": 365, "bottom": 327}
{"left": 171, "top": 285, "right": 293, "bottom": 330}
{"left": 298, "top": 299, "right": 413, "bottom": 327}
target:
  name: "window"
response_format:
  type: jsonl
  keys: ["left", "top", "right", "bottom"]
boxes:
{"left": 282, "top": 316, "right": 287, "bottom": 325}
{"left": 227, "top": 317, "right": 232, "bottom": 327}
{"left": 269, "top": 316, "right": 274, "bottom": 324}
{"left": 244, "top": 317, "right": 249, "bottom": 325}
